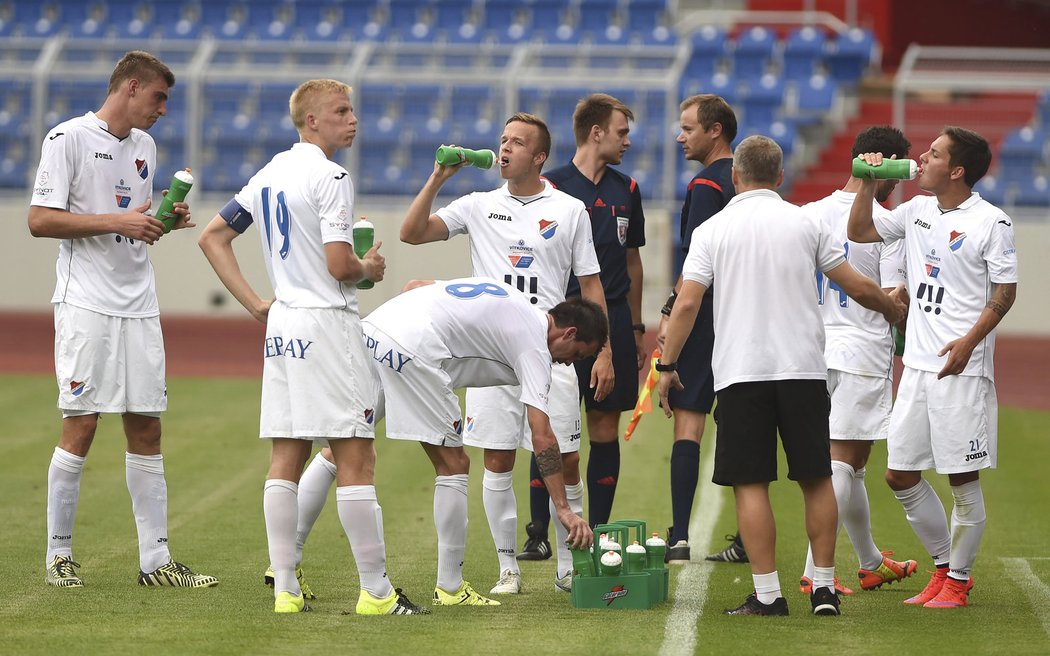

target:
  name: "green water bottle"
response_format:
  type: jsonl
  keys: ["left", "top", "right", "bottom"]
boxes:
{"left": 155, "top": 168, "right": 193, "bottom": 234}
{"left": 851, "top": 157, "right": 917, "bottom": 180}
{"left": 569, "top": 545, "right": 596, "bottom": 577}
{"left": 353, "top": 218, "right": 375, "bottom": 290}
{"left": 600, "top": 550, "right": 623, "bottom": 576}
{"left": 892, "top": 325, "right": 906, "bottom": 357}
{"left": 435, "top": 145, "right": 496, "bottom": 170}
{"left": 645, "top": 532, "right": 666, "bottom": 569}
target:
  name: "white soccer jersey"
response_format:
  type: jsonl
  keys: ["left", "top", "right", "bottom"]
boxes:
{"left": 436, "top": 180, "right": 600, "bottom": 311}
{"left": 363, "top": 278, "right": 553, "bottom": 414}
{"left": 873, "top": 192, "right": 1018, "bottom": 379}
{"left": 32, "top": 112, "right": 159, "bottom": 317}
{"left": 806, "top": 190, "right": 906, "bottom": 378}
{"left": 231, "top": 143, "right": 359, "bottom": 311}
{"left": 683, "top": 189, "right": 845, "bottom": 391}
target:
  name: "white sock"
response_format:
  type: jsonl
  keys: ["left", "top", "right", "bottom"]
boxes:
{"left": 482, "top": 469, "right": 519, "bottom": 577}
{"left": 126, "top": 453, "right": 171, "bottom": 572}
{"left": 844, "top": 467, "right": 883, "bottom": 570}
{"left": 812, "top": 565, "right": 836, "bottom": 592}
{"left": 948, "top": 480, "right": 985, "bottom": 581}
{"left": 434, "top": 474, "right": 469, "bottom": 593}
{"left": 336, "top": 485, "right": 393, "bottom": 599}
{"left": 803, "top": 460, "right": 853, "bottom": 580}
{"left": 753, "top": 570, "right": 782, "bottom": 605}
{"left": 549, "top": 480, "right": 585, "bottom": 579}
{"left": 264, "top": 479, "right": 300, "bottom": 596}
{"left": 46, "top": 447, "right": 84, "bottom": 567}
{"left": 296, "top": 452, "right": 337, "bottom": 564}
{"left": 893, "top": 479, "right": 951, "bottom": 563}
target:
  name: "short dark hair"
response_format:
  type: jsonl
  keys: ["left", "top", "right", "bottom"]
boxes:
{"left": 572, "top": 93, "right": 634, "bottom": 147}
{"left": 681, "top": 94, "right": 738, "bottom": 143}
{"left": 506, "top": 112, "right": 552, "bottom": 160}
{"left": 549, "top": 297, "right": 608, "bottom": 348}
{"left": 108, "top": 50, "right": 175, "bottom": 95}
{"left": 852, "top": 126, "right": 910, "bottom": 159}
{"left": 942, "top": 126, "right": 992, "bottom": 188}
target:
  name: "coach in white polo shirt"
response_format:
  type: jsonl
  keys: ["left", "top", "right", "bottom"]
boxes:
{"left": 362, "top": 277, "right": 601, "bottom": 605}
{"left": 848, "top": 126, "right": 1018, "bottom": 609}
{"left": 657, "top": 135, "right": 905, "bottom": 618}
{"left": 29, "top": 50, "right": 216, "bottom": 590}
{"left": 199, "top": 79, "right": 428, "bottom": 617}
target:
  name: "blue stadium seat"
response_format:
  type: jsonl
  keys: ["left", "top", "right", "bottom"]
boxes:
{"left": 578, "top": 0, "right": 619, "bottom": 30}
{"left": 445, "top": 22, "right": 485, "bottom": 67}
{"left": 974, "top": 175, "right": 1007, "bottom": 207}
{"left": 434, "top": 0, "right": 472, "bottom": 30}
{"left": 1038, "top": 92, "right": 1050, "bottom": 128}
{"left": 827, "top": 27, "right": 876, "bottom": 83}
{"left": 0, "top": 139, "right": 29, "bottom": 188}
{"left": 688, "top": 26, "right": 728, "bottom": 77}
{"left": 638, "top": 25, "right": 676, "bottom": 47}
{"left": 783, "top": 26, "right": 826, "bottom": 81}
{"left": 628, "top": 0, "right": 667, "bottom": 33}
{"left": 387, "top": 0, "right": 428, "bottom": 30}
{"left": 16, "top": 0, "right": 62, "bottom": 37}
{"left": 531, "top": 0, "right": 568, "bottom": 31}
{"left": 999, "top": 126, "right": 1047, "bottom": 176}
{"left": 69, "top": 2, "right": 109, "bottom": 39}
{"left": 793, "top": 73, "right": 837, "bottom": 124}
{"left": 732, "top": 26, "right": 776, "bottom": 78}
{"left": 483, "top": 0, "right": 521, "bottom": 30}
{"left": 704, "top": 71, "right": 740, "bottom": 105}
{"left": 450, "top": 84, "right": 493, "bottom": 121}
{"left": 740, "top": 73, "right": 784, "bottom": 125}
{"left": 1014, "top": 175, "right": 1050, "bottom": 207}
{"left": 741, "top": 119, "right": 797, "bottom": 157}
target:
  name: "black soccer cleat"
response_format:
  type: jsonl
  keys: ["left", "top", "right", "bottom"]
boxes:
{"left": 705, "top": 533, "right": 749, "bottom": 563}
{"left": 724, "top": 593, "right": 789, "bottom": 616}
{"left": 516, "top": 522, "right": 552, "bottom": 561}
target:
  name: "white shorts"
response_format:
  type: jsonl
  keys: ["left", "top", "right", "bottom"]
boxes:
{"left": 827, "top": 370, "right": 891, "bottom": 441}
{"left": 363, "top": 323, "right": 464, "bottom": 447}
{"left": 260, "top": 302, "right": 376, "bottom": 441}
{"left": 462, "top": 364, "right": 582, "bottom": 453}
{"left": 54, "top": 303, "right": 166, "bottom": 415}
{"left": 887, "top": 367, "right": 998, "bottom": 474}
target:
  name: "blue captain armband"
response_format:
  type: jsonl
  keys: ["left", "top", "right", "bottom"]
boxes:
{"left": 219, "top": 198, "right": 254, "bottom": 234}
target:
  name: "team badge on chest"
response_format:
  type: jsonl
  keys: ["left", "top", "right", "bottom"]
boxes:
{"left": 949, "top": 230, "right": 966, "bottom": 252}
{"left": 135, "top": 158, "right": 148, "bottom": 180}
{"left": 539, "top": 218, "right": 558, "bottom": 240}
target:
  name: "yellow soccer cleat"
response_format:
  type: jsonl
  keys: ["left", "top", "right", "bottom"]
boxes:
{"left": 433, "top": 581, "right": 501, "bottom": 606}
{"left": 46, "top": 555, "right": 84, "bottom": 588}
{"left": 138, "top": 560, "right": 218, "bottom": 588}
{"left": 357, "top": 588, "right": 431, "bottom": 615}
{"left": 274, "top": 591, "right": 310, "bottom": 613}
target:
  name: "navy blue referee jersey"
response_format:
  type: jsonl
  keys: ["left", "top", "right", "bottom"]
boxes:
{"left": 544, "top": 163, "right": 646, "bottom": 302}
{"left": 676, "top": 158, "right": 735, "bottom": 275}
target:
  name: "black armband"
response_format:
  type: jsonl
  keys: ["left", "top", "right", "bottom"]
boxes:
{"left": 660, "top": 289, "right": 678, "bottom": 316}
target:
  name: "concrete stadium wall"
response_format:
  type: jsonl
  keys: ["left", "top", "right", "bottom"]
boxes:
{"left": 1, "top": 193, "right": 1045, "bottom": 336}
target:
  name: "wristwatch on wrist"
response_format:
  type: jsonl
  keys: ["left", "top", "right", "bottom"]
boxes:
{"left": 654, "top": 361, "right": 677, "bottom": 372}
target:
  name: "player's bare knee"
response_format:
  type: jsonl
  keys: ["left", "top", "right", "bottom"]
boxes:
{"left": 884, "top": 468, "right": 920, "bottom": 491}
{"left": 123, "top": 414, "right": 162, "bottom": 454}
{"left": 483, "top": 448, "right": 515, "bottom": 473}
{"left": 59, "top": 414, "right": 99, "bottom": 456}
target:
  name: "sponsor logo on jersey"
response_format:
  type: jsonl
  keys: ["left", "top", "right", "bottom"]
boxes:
{"left": 569, "top": 432, "right": 581, "bottom": 442}
{"left": 594, "top": 197, "right": 606, "bottom": 207}
{"left": 510, "top": 239, "right": 533, "bottom": 254}
{"left": 264, "top": 337, "right": 315, "bottom": 359}
{"left": 37, "top": 171, "right": 49, "bottom": 186}
{"left": 70, "top": 380, "right": 85, "bottom": 397}
{"left": 114, "top": 179, "right": 133, "bottom": 208}
{"left": 115, "top": 195, "right": 131, "bottom": 208}
{"left": 1003, "top": 247, "right": 1016, "bottom": 256}
{"left": 95, "top": 152, "right": 113, "bottom": 160}
{"left": 466, "top": 416, "right": 474, "bottom": 432}
{"left": 964, "top": 450, "right": 988, "bottom": 462}
{"left": 364, "top": 335, "right": 413, "bottom": 372}
{"left": 334, "top": 172, "right": 347, "bottom": 180}
{"left": 509, "top": 254, "right": 534, "bottom": 268}
{"left": 135, "top": 159, "right": 148, "bottom": 179}
{"left": 924, "top": 263, "right": 940, "bottom": 278}
{"left": 364, "top": 408, "right": 374, "bottom": 424}
{"left": 603, "top": 585, "right": 628, "bottom": 605}
{"left": 617, "top": 215, "right": 629, "bottom": 246}
{"left": 539, "top": 218, "right": 558, "bottom": 239}
{"left": 488, "top": 212, "right": 512, "bottom": 222}
{"left": 913, "top": 217, "right": 932, "bottom": 229}
{"left": 949, "top": 230, "right": 966, "bottom": 251}
{"left": 48, "top": 132, "right": 64, "bottom": 141}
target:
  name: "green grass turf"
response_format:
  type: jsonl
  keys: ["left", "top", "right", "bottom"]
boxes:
{"left": 1, "top": 374, "right": 1048, "bottom": 655}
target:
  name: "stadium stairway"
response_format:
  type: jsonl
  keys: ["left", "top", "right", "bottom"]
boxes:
{"left": 787, "top": 93, "right": 1041, "bottom": 205}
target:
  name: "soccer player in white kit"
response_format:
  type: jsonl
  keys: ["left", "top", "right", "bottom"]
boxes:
{"left": 399, "top": 113, "right": 611, "bottom": 596}
{"left": 28, "top": 50, "right": 216, "bottom": 589}
{"left": 848, "top": 126, "right": 1018, "bottom": 609}
{"left": 657, "top": 136, "right": 906, "bottom": 617}
{"left": 798, "top": 126, "right": 918, "bottom": 596}
{"left": 362, "top": 277, "right": 600, "bottom": 605}
{"left": 198, "top": 79, "right": 427, "bottom": 615}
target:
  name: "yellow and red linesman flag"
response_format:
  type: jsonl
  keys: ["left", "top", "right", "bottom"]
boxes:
{"left": 624, "top": 348, "right": 661, "bottom": 441}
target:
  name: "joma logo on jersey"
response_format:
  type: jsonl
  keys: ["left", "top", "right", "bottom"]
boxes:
{"left": 364, "top": 336, "right": 412, "bottom": 373}
{"left": 264, "top": 337, "right": 314, "bottom": 359}
{"left": 539, "top": 218, "right": 558, "bottom": 239}
{"left": 95, "top": 152, "right": 113, "bottom": 160}
{"left": 914, "top": 218, "right": 932, "bottom": 229}
{"left": 965, "top": 450, "right": 988, "bottom": 462}
{"left": 488, "top": 212, "right": 512, "bottom": 221}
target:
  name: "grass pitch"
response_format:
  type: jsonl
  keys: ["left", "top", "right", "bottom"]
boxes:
{"left": 1, "top": 374, "right": 1048, "bottom": 655}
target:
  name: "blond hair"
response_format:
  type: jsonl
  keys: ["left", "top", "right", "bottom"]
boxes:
{"left": 572, "top": 93, "right": 634, "bottom": 147}
{"left": 289, "top": 79, "right": 352, "bottom": 131}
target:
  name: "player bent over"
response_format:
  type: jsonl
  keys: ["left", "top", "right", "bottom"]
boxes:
{"left": 363, "top": 277, "right": 599, "bottom": 606}
{"left": 198, "top": 79, "right": 427, "bottom": 615}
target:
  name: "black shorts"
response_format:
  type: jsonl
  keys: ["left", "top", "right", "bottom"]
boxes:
{"left": 711, "top": 379, "right": 832, "bottom": 486}
{"left": 575, "top": 300, "right": 639, "bottom": 412}
{"left": 667, "top": 289, "right": 715, "bottom": 413}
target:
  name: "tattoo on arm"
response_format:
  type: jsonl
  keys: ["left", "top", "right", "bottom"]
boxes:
{"left": 986, "top": 283, "right": 1017, "bottom": 319}
{"left": 535, "top": 445, "right": 563, "bottom": 478}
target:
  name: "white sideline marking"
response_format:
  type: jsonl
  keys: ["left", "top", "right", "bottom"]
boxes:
{"left": 658, "top": 440, "right": 723, "bottom": 656}
{"left": 1001, "top": 557, "right": 1050, "bottom": 638}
